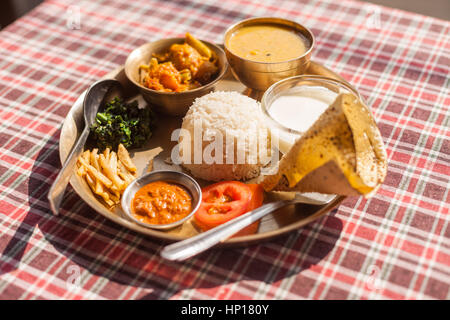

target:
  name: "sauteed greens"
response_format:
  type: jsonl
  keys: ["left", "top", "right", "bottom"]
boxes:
{"left": 90, "top": 97, "right": 154, "bottom": 151}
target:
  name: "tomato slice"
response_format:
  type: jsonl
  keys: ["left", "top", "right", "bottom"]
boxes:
{"left": 232, "top": 184, "right": 264, "bottom": 237}
{"left": 194, "top": 181, "right": 264, "bottom": 237}
{"left": 194, "top": 181, "right": 252, "bottom": 231}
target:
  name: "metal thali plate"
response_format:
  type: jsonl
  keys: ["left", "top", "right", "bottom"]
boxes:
{"left": 59, "top": 61, "right": 348, "bottom": 246}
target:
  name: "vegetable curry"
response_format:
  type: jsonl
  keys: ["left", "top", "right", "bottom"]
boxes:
{"left": 139, "top": 33, "right": 219, "bottom": 92}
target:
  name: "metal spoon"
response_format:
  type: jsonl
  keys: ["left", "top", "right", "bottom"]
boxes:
{"left": 160, "top": 193, "right": 336, "bottom": 261}
{"left": 48, "top": 79, "right": 124, "bottom": 215}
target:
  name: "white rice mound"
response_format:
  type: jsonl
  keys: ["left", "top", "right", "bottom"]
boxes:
{"left": 179, "top": 91, "right": 271, "bottom": 181}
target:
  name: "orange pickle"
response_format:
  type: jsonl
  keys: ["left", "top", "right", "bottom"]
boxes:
{"left": 131, "top": 181, "right": 192, "bottom": 225}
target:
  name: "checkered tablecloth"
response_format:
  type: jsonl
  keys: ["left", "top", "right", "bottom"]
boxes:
{"left": 0, "top": 0, "right": 448, "bottom": 300}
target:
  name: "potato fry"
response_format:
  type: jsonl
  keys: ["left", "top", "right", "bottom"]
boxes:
{"left": 85, "top": 171, "right": 96, "bottom": 191}
{"left": 77, "top": 168, "right": 86, "bottom": 177}
{"left": 77, "top": 145, "right": 137, "bottom": 209}
{"left": 90, "top": 148, "right": 99, "bottom": 170}
{"left": 78, "top": 156, "right": 113, "bottom": 188}
{"left": 118, "top": 144, "right": 137, "bottom": 172}
{"left": 95, "top": 182, "right": 113, "bottom": 206}
{"left": 104, "top": 199, "right": 115, "bottom": 207}
{"left": 82, "top": 150, "right": 90, "bottom": 162}
{"left": 109, "top": 152, "right": 118, "bottom": 174}
{"left": 95, "top": 179, "right": 103, "bottom": 194}
{"left": 118, "top": 160, "right": 135, "bottom": 184}
{"left": 110, "top": 188, "right": 121, "bottom": 201}
{"left": 105, "top": 189, "right": 120, "bottom": 203}
{"left": 185, "top": 32, "right": 211, "bottom": 58}
{"left": 99, "top": 153, "right": 125, "bottom": 190}
{"left": 110, "top": 152, "right": 130, "bottom": 189}
{"left": 77, "top": 163, "right": 87, "bottom": 177}
{"left": 76, "top": 150, "right": 91, "bottom": 176}
{"left": 87, "top": 174, "right": 115, "bottom": 207}
{"left": 103, "top": 147, "right": 110, "bottom": 160}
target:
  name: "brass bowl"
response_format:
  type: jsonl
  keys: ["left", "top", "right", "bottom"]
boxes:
{"left": 224, "top": 17, "right": 315, "bottom": 91}
{"left": 124, "top": 38, "right": 228, "bottom": 116}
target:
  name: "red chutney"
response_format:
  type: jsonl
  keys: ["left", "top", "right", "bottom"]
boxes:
{"left": 131, "top": 181, "right": 192, "bottom": 225}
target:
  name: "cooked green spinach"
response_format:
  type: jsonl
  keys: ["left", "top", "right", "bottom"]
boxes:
{"left": 90, "top": 97, "right": 155, "bottom": 151}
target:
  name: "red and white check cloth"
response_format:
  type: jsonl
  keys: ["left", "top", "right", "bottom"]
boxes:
{"left": 0, "top": 0, "right": 448, "bottom": 300}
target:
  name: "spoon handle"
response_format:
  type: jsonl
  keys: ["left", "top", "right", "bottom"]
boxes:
{"left": 161, "top": 200, "right": 293, "bottom": 261}
{"left": 48, "top": 128, "right": 90, "bottom": 215}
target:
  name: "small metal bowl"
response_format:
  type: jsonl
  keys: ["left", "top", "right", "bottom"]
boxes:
{"left": 124, "top": 38, "right": 228, "bottom": 116}
{"left": 121, "top": 170, "right": 202, "bottom": 230}
{"left": 224, "top": 17, "right": 315, "bottom": 91}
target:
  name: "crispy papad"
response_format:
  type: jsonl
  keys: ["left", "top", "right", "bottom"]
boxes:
{"left": 261, "top": 93, "right": 387, "bottom": 198}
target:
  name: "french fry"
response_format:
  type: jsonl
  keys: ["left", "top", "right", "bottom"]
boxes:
{"left": 105, "top": 188, "right": 120, "bottom": 203}
{"left": 88, "top": 173, "right": 115, "bottom": 207}
{"left": 95, "top": 179, "right": 103, "bottom": 195}
{"left": 109, "top": 152, "right": 118, "bottom": 174}
{"left": 94, "top": 180, "right": 114, "bottom": 206}
{"left": 104, "top": 199, "right": 115, "bottom": 208}
{"left": 77, "top": 163, "right": 87, "bottom": 177}
{"left": 118, "top": 144, "right": 137, "bottom": 172}
{"left": 76, "top": 150, "right": 91, "bottom": 176}
{"left": 185, "top": 32, "right": 211, "bottom": 59}
{"left": 76, "top": 168, "right": 85, "bottom": 177}
{"left": 90, "top": 148, "right": 99, "bottom": 170}
{"left": 99, "top": 153, "right": 125, "bottom": 190}
{"left": 78, "top": 156, "right": 113, "bottom": 188}
{"left": 118, "top": 160, "right": 135, "bottom": 184}
{"left": 110, "top": 152, "right": 129, "bottom": 188}
{"left": 82, "top": 150, "right": 90, "bottom": 161}
{"left": 100, "top": 192, "right": 115, "bottom": 208}
{"left": 77, "top": 145, "right": 137, "bottom": 209}
{"left": 85, "top": 171, "right": 96, "bottom": 191}
{"left": 88, "top": 174, "right": 116, "bottom": 207}
{"left": 103, "top": 147, "right": 110, "bottom": 160}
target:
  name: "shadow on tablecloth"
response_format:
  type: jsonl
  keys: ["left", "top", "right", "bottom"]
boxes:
{"left": 0, "top": 129, "right": 342, "bottom": 299}
{"left": 0, "top": 129, "right": 62, "bottom": 278}
{"left": 139, "top": 212, "right": 342, "bottom": 299}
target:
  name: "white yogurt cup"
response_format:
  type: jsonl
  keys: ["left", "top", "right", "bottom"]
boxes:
{"left": 261, "top": 75, "right": 360, "bottom": 154}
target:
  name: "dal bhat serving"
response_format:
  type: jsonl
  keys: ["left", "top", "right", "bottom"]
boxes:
{"left": 57, "top": 18, "right": 387, "bottom": 244}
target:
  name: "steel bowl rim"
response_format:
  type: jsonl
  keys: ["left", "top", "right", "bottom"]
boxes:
{"left": 124, "top": 38, "right": 228, "bottom": 96}
{"left": 121, "top": 170, "right": 203, "bottom": 230}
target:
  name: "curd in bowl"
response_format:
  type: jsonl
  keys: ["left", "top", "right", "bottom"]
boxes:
{"left": 261, "top": 75, "right": 360, "bottom": 154}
